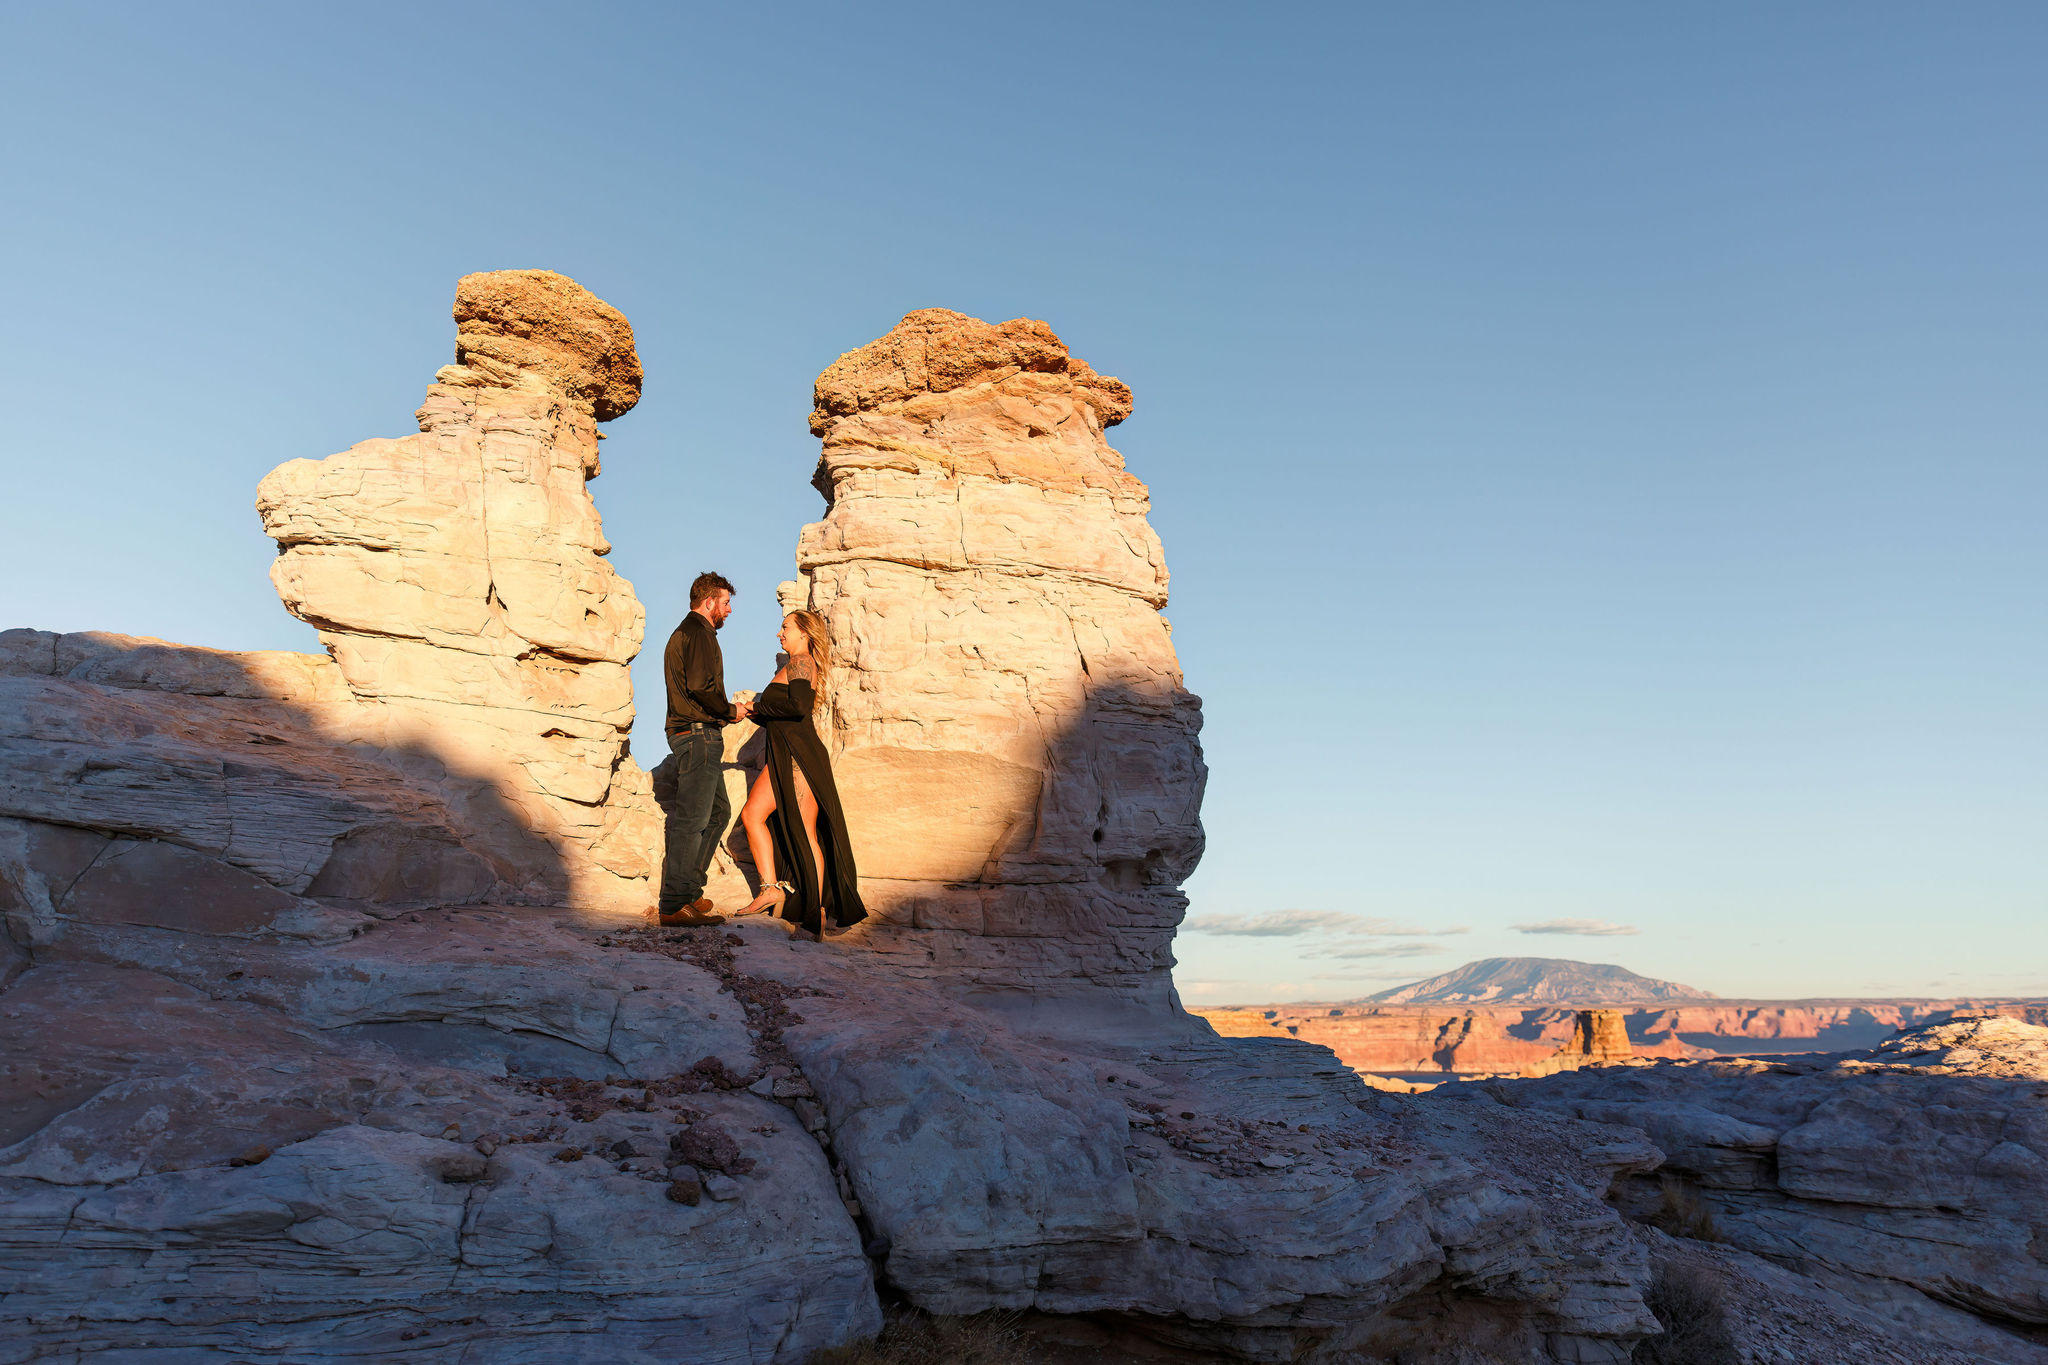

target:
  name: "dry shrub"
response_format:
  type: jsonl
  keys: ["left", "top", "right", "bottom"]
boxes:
{"left": 1632, "top": 1262, "right": 1738, "bottom": 1365}
{"left": 1646, "top": 1176, "right": 1722, "bottom": 1243}
{"left": 811, "top": 1309, "right": 1040, "bottom": 1365}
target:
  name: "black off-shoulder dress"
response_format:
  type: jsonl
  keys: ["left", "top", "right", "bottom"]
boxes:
{"left": 749, "top": 660, "right": 867, "bottom": 934}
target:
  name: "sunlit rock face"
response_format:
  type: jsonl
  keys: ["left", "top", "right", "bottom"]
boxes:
{"left": 256, "top": 269, "right": 659, "bottom": 910}
{"left": 787, "top": 309, "right": 1206, "bottom": 1008}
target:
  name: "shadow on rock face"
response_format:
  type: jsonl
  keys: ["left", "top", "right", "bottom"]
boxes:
{"left": 0, "top": 628, "right": 1664, "bottom": 1365}
{"left": 685, "top": 672, "right": 1211, "bottom": 1043}
{"left": 0, "top": 631, "right": 883, "bottom": 1361}
{"left": 0, "top": 627, "right": 567, "bottom": 963}
{"left": 766, "top": 675, "right": 1208, "bottom": 1036}
{"left": 0, "top": 626, "right": 785, "bottom": 1088}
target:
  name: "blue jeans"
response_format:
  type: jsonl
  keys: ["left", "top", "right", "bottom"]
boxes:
{"left": 654, "top": 728, "right": 729, "bottom": 910}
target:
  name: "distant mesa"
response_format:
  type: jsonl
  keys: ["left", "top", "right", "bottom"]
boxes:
{"left": 1363, "top": 956, "right": 1714, "bottom": 1006}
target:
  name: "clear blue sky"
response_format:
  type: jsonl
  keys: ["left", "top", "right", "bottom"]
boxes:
{"left": 3, "top": 4, "right": 2041, "bottom": 1004}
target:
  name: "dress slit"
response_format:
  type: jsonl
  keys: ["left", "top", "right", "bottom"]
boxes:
{"left": 749, "top": 680, "right": 866, "bottom": 935}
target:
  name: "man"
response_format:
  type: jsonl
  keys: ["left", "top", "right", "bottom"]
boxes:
{"left": 653, "top": 572, "right": 751, "bottom": 927}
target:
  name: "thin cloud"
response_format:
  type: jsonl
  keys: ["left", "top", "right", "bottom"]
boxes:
{"left": 1182, "top": 910, "right": 1354, "bottom": 937}
{"left": 1310, "top": 967, "right": 1436, "bottom": 981}
{"left": 1355, "top": 919, "right": 1468, "bottom": 937}
{"left": 1511, "top": 918, "right": 1639, "bottom": 937}
{"left": 1184, "top": 910, "right": 1467, "bottom": 938}
{"left": 1316, "top": 942, "right": 1446, "bottom": 960}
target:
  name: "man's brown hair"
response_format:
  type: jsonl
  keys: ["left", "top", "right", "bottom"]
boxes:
{"left": 689, "top": 571, "right": 736, "bottom": 607}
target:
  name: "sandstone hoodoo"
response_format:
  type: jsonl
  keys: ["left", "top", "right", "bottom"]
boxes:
{"left": 1524, "top": 1008, "right": 1638, "bottom": 1076}
{"left": 783, "top": 308, "right": 1206, "bottom": 1009}
{"left": 0, "top": 270, "right": 667, "bottom": 939}
{"left": 257, "top": 268, "right": 660, "bottom": 911}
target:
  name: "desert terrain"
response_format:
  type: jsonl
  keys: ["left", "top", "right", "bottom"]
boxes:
{"left": 1196, "top": 959, "right": 2048, "bottom": 1082}
{"left": 6, "top": 277, "right": 2044, "bottom": 1365}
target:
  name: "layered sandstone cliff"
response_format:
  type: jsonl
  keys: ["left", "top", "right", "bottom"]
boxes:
{"left": 1627, "top": 999, "right": 2048, "bottom": 1046}
{"left": 1198, "top": 1004, "right": 1705, "bottom": 1078}
{"left": 1197, "top": 999, "right": 2048, "bottom": 1080}
{"left": 781, "top": 309, "right": 1205, "bottom": 1008}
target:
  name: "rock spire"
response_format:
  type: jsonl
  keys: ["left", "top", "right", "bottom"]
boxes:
{"left": 784, "top": 308, "right": 1205, "bottom": 1009}
{"left": 255, "top": 269, "right": 657, "bottom": 908}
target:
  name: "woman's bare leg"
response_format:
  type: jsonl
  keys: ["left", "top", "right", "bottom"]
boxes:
{"left": 790, "top": 764, "right": 827, "bottom": 919}
{"left": 735, "top": 767, "right": 784, "bottom": 914}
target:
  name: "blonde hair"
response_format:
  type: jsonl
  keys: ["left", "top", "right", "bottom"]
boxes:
{"left": 786, "top": 609, "right": 832, "bottom": 698}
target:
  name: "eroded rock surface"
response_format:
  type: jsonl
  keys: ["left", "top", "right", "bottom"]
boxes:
{"left": 0, "top": 916, "right": 878, "bottom": 1363}
{"left": 785, "top": 309, "right": 1204, "bottom": 1009}
{"left": 1634, "top": 1227, "right": 2048, "bottom": 1365}
{"left": 1480, "top": 1012, "right": 2048, "bottom": 1350}
{"left": 0, "top": 880, "right": 1681, "bottom": 1364}
{"left": 2, "top": 280, "right": 1695, "bottom": 1361}
{"left": 0, "top": 631, "right": 503, "bottom": 948}
{"left": 686, "top": 935, "right": 1663, "bottom": 1363}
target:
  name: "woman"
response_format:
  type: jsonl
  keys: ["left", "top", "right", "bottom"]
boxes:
{"left": 732, "top": 609, "right": 867, "bottom": 935}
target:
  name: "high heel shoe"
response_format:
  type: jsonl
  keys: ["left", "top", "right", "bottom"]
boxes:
{"left": 733, "top": 881, "right": 793, "bottom": 917}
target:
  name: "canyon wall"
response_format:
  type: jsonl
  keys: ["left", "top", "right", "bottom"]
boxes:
{"left": 1198, "top": 1005, "right": 1700, "bottom": 1077}
{"left": 1196, "top": 1000, "right": 2048, "bottom": 1078}
{"left": 780, "top": 309, "right": 1206, "bottom": 1010}
{"left": 1628, "top": 1000, "right": 2048, "bottom": 1045}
